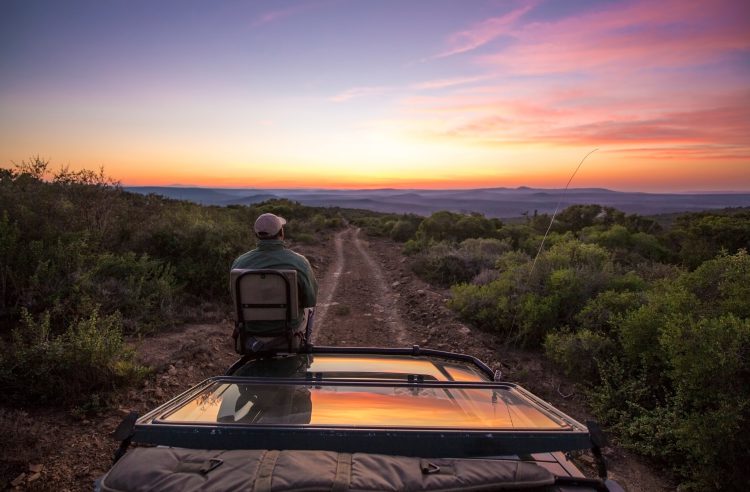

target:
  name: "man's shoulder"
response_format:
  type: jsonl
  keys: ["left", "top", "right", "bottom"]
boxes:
{"left": 231, "top": 249, "right": 260, "bottom": 269}
{"left": 280, "top": 248, "right": 312, "bottom": 267}
{"left": 286, "top": 248, "right": 309, "bottom": 260}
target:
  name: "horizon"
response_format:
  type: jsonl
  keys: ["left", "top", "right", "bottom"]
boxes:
{"left": 124, "top": 183, "right": 750, "bottom": 195}
{"left": 2, "top": 0, "right": 749, "bottom": 192}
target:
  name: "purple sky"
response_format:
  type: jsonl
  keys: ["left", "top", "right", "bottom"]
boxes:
{"left": 1, "top": 0, "right": 749, "bottom": 190}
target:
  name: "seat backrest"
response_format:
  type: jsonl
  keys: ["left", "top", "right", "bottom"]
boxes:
{"left": 230, "top": 269, "right": 299, "bottom": 323}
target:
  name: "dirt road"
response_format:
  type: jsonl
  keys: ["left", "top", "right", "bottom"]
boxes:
{"left": 1, "top": 226, "right": 670, "bottom": 491}
{"left": 307, "top": 227, "right": 673, "bottom": 492}
{"left": 314, "top": 227, "right": 408, "bottom": 346}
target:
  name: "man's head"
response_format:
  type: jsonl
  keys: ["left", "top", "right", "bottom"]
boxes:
{"left": 254, "top": 213, "right": 286, "bottom": 239}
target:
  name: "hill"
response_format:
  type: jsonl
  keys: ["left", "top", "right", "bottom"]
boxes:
{"left": 125, "top": 186, "right": 750, "bottom": 217}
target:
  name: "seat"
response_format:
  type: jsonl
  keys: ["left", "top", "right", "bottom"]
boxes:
{"left": 230, "top": 269, "right": 301, "bottom": 354}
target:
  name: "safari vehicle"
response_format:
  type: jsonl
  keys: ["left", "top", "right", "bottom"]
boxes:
{"left": 100, "top": 270, "right": 623, "bottom": 491}
{"left": 101, "top": 346, "right": 623, "bottom": 491}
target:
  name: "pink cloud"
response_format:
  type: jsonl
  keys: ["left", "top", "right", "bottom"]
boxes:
{"left": 439, "top": 95, "right": 750, "bottom": 151}
{"left": 404, "top": 0, "right": 750, "bottom": 159}
{"left": 611, "top": 145, "right": 750, "bottom": 161}
{"left": 472, "top": 0, "right": 750, "bottom": 74}
{"left": 252, "top": 2, "right": 324, "bottom": 27}
{"left": 330, "top": 86, "right": 393, "bottom": 102}
{"left": 331, "top": 75, "right": 492, "bottom": 103}
{"left": 410, "top": 75, "right": 493, "bottom": 90}
{"left": 431, "top": 4, "right": 534, "bottom": 59}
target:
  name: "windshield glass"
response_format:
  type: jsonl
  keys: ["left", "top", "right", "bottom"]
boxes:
{"left": 160, "top": 380, "right": 568, "bottom": 429}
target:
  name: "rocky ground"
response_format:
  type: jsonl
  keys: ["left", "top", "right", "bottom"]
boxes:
{"left": 0, "top": 227, "right": 672, "bottom": 491}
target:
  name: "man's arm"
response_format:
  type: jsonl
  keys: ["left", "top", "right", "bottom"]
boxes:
{"left": 297, "top": 257, "right": 318, "bottom": 308}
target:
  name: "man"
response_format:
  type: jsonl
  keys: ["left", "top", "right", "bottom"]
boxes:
{"left": 231, "top": 213, "right": 318, "bottom": 350}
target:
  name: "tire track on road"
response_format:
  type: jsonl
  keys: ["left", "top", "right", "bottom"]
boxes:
{"left": 314, "top": 227, "right": 410, "bottom": 347}
{"left": 310, "top": 228, "right": 346, "bottom": 342}
{"left": 350, "top": 228, "right": 408, "bottom": 345}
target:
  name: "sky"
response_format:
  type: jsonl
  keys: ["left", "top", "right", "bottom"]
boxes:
{"left": 1, "top": 0, "right": 749, "bottom": 191}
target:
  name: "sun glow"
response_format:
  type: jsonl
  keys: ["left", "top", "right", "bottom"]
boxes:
{"left": 2, "top": 0, "right": 748, "bottom": 191}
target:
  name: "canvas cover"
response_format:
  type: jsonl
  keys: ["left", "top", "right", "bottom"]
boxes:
{"left": 99, "top": 447, "right": 565, "bottom": 492}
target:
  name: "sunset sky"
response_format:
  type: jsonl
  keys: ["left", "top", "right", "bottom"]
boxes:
{"left": 1, "top": 0, "right": 748, "bottom": 191}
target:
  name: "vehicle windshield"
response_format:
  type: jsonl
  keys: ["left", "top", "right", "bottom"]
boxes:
{"left": 159, "top": 379, "right": 570, "bottom": 430}
{"left": 135, "top": 352, "right": 591, "bottom": 455}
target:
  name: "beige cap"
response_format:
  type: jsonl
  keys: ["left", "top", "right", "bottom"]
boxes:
{"left": 254, "top": 213, "right": 287, "bottom": 237}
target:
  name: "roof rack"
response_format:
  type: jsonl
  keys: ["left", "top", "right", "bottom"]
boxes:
{"left": 132, "top": 374, "right": 591, "bottom": 457}
{"left": 225, "top": 344, "right": 496, "bottom": 380}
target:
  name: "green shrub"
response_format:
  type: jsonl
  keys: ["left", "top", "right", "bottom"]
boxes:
{"left": 575, "top": 289, "right": 645, "bottom": 334}
{"left": 590, "top": 251, "right": 750, "bottom": 491}
{"left": 671, "top": 210, "right": 750, "bottom": 267}
{"left": 0, "top": 307, "right": 147, "bottom": 406}
{"left": 660, "top": 314, "right": 750, "bottom": 490}
{"left": 415, "top": 211, "right": 502, "bottom": 243}
{"left": 450, "top": 275, "right": 516, "bottom": 336}
{"left": 450, "top": 239, "right": 621, "bottom": 347}
{"left": 0, "top": 212, "right": 22, "bottom": 315}
{"left": 412, "top": 238, "right": 511, "bottom": 287}
{"left": 390, "top": 219, "right": 419, "bottom": 242}
{"left": 681, "top": 249, "right": 750, "bottom": 318}
{"left": 544, "top": 329, "right": 616, "bottom": 381}
{"left": 292, "top": 232, "right": 316, "bottom": 244}
{"left": 457, "top": 238, "right": 512, "bottom": 265}
{"left": 412, "top": 244, "right": 469, "bottom": 286}
{"left": 79, "top": 252, "right": 178, "bottom": 334}
{"left": 354, "top": 216, "right": 396, "bottom": 237}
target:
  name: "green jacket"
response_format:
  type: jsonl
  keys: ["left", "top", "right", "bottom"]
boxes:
{"left": 231, "top": 240, "right": 318, "bottom": 333}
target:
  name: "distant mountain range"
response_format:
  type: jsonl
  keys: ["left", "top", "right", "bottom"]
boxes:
{"left": 124, "top": 186, "right": 750, "bottom": 218}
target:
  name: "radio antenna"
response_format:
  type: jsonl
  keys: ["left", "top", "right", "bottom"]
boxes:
{"left": 508, "top": 148, "right": 598, "bottom": 346}
{"left": 529, "top": 148, "right": 599, "bottom": 275}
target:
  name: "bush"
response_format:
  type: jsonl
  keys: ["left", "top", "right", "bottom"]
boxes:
{"left": 670, "top": 210, "right": 750, "bottom": 268}
{"left": 292, "top": 232, "right": 316, "bottom": 244}
{"left": 414, "top": 211, "right": 502, "bottom": 244}
{"left": 390, "top": 219, "right": 419, "bottom": 242}
{"left": 354, "top": 216, "right": 397, "bottom": 237}
{"left": 450, "top": 274, "right": 517, "bottom": 337}
{"left": 0, "top": 307, "right": 147, "bottom": 406}
{"left": 575, "top": 289, "right": 645, "bottom": 334}
{"left": 544, "top": 328, "right": 616, "bottom": 381}
{"left": 660, "top": 315, "right": 750, "bottom": 490}
{"left": 412, "top": 238, "right": 511, "bottom": 287}
{"left": 79, "top": 252, "right": 178, "bottom": 334}
{"left": 1, "top": 161, "right": 348, "bottom": 407}
{"left": 582, "top": 225, "right": 671, "bottom": 264}
{"left": 412, "top": 243, "right": 470, "bottom": 286}
{"left": 589, "top": 251, "right": 750, "bottom": 491}
{"left": 450, "top": 239, "right": 621, "bottom": 347}
{"left": 471, "top": 268, "right": 500, "bottom": 285}
{"left": 457, "top": 237, "right": 512, "bottom": 265}
{"left": 135, "top": 207, "right": 249, "bottom": 299}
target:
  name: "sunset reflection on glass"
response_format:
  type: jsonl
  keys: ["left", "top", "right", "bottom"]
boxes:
{"left": 162, "top": 382, "right": 566, "bottom": 430}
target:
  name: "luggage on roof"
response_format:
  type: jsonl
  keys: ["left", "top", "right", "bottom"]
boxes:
{"left": 103, "top": 349, "right": 623, "bottom": 491}
{"left": 99, "top": 447, "right": 574, "bottom": 492}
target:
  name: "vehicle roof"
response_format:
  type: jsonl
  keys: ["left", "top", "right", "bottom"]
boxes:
{"left": 112, "top": 348, "right": 615, "bottom": 489}
{"left": 133, "top": 348, "right": 590, "bottom": 457}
